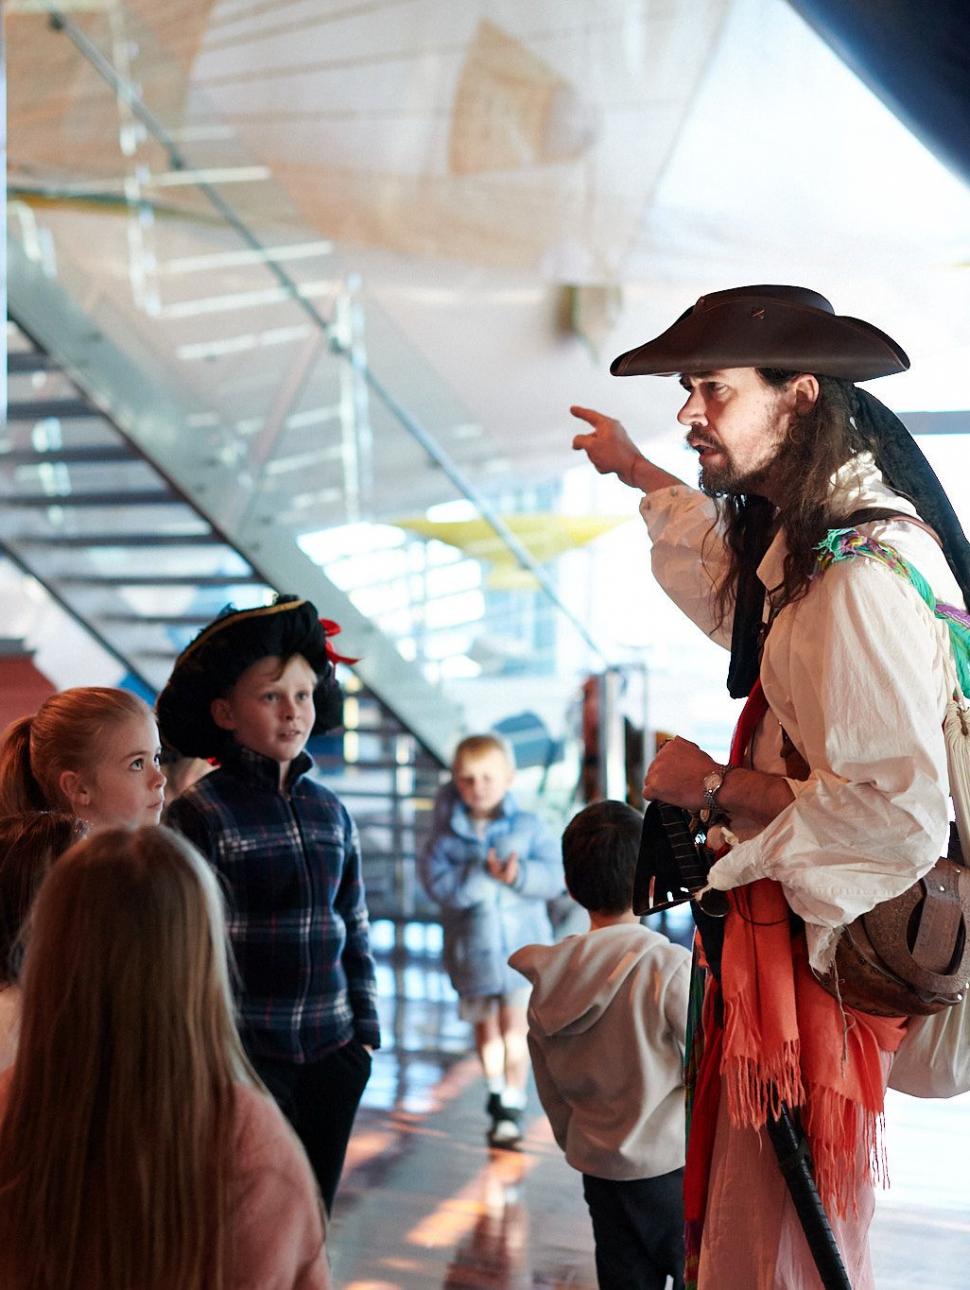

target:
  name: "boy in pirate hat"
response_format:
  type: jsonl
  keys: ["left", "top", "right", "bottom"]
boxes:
{"left": 572, "top": 286, "right": 970, "bottom": 1288}
{"left": 159, "top": 595, "right": 379, "bottom": 1215}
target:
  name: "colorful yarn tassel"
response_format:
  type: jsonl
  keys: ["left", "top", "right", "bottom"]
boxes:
{"left": 817, "top": 527, "right": 970, "bottom": 697}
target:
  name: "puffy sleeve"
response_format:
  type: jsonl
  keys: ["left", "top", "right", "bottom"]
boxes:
{"left": 639, "top": 485, "right": 733, "bottom": 648}
{"left": 418, "top": 833, "right": 494, "bottom": 909}
{"left": 417, "top": 788, "right": 495, "bottom": 910}
{"left": 706, "top": 558, "right": 951, "bottom": 969}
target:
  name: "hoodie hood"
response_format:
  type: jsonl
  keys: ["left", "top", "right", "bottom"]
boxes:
{"left": 510, "top": 924, "right": 661, "bottom": 1037}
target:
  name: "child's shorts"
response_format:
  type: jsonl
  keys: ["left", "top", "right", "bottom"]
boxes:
{"left": 458, "top": 989, "right": 530, "bottom": 1023}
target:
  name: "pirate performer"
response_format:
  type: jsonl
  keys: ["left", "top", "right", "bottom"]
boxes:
{"left": 572, "top": 285, "right": 970, "bottom": 1289}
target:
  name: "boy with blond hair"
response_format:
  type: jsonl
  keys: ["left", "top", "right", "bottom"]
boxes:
{"left": 419, "top": 734, "right": 563, "bottom": 1148}
{"left": 159, "top": 595, "right": 379, "bottom": 1215}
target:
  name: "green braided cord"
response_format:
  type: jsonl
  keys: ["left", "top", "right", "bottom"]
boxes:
{"left": 683, "top": 952, "right": 707, "bottom": 1146}
{"left": 683, "top": 951, "right": 707, "bottom": 1290}
{"left": 816, "top": 527, "right": 970, "bottom": 696}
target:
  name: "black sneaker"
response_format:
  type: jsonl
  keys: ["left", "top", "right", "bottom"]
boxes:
{"left": 486, "top": 1102, "right": 523, "bottom": 1150}
{"left": 485, "top": 1091, "right": 505, "bottom": 1121}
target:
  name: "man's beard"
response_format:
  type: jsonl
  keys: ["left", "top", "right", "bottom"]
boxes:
{"left": 695, "top": 409, "right": 791, "bottom": 499}
{"left": 699, "top": 455, "right": 778, "bottom": 498}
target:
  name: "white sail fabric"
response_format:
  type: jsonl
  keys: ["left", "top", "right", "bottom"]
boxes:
{"left": 185, "top": 0, "right": 731, "bottom": 279}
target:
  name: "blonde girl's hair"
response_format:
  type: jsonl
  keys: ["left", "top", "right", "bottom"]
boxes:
{"left": 0, "top": 825, "right": 256, "bottom": 1290}
{"left": 0, "top": 687, "right": 154, "bottom": 815}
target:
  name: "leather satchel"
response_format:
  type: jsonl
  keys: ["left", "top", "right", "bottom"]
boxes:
{"left": 813, "top": 519, "right": 970, "bottom": 1017}
{"left": 819, "top": 838, "right": 970, "bottom": 1017}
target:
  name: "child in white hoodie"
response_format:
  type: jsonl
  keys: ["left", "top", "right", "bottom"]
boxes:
{"left": 510, "top": 800, "right": 690, "bottom": 1290}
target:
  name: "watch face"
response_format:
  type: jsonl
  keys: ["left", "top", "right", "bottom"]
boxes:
{"left": 703, "top": 770, "right": 723, "bottom": 793}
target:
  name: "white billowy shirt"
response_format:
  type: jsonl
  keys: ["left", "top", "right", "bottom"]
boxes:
{"left": 641, "top": 452, "right": 960, "bottom": 972}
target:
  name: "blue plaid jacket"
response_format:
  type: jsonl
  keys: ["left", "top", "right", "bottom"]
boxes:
{"left": 165, "top": 746, "right": 380, "bottom": 1064}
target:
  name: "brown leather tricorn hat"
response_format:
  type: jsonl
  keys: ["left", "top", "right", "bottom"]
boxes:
{"left": 610, "top": 285, "right": 909, "bottom": 382}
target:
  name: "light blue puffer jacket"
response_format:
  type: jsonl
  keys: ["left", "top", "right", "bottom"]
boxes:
{"left": 419, "top": 784, "right": 564, "bottom": 998}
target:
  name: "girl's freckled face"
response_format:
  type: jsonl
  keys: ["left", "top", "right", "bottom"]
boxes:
{"left": 82, "top": 714, "right": 167, "bottom": 828}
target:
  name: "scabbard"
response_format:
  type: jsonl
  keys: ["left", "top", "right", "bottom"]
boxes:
{"left": 765, "top": 1105, "right": 853, "bottom": 1290}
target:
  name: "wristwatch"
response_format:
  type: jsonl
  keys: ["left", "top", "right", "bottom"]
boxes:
{"left": 701, "top": 765, "right": 730, "bottom": 824}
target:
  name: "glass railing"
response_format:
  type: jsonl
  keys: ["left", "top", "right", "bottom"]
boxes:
{"left": 2, "top": 318, "right": 275, "bottom": 691}
{"left": 7, "top": 2, "right": 613, "bottom": 795}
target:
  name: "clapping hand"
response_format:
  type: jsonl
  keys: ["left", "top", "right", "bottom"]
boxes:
{"left": 486, "top": 848, "right": 519, "bottom": 885}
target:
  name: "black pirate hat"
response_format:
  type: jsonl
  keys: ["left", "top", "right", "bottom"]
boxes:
{"left": 610, "top": 285, "right": 909, "bottom": 383}
{"left": 156, "top": 595, "right": 354, "bottom": 758}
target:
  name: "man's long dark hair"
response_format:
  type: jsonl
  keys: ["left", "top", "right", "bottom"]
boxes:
{"left": 707, "top": 369, "right": 970, "bottom": 698}
{"left": 709, "top": 369, "right": 879, "bottom": 636}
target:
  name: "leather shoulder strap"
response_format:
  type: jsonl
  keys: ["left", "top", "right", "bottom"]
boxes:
{"left": 836, "top": 506, "right": 942, "bottom": 549}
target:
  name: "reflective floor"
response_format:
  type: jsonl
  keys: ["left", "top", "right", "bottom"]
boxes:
{"left": 329, "top": 923, "right": 970, "bottom": 1289}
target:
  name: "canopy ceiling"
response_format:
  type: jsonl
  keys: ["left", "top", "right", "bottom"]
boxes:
{"left": 7, "top": 0, "right": 970, "bottom": 485}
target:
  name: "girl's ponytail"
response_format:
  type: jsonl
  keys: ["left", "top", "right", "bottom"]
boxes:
{"left": 0, "top": 717, "right": 47, "bottom": 815}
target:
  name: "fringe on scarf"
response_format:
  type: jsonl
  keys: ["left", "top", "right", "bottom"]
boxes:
{"left": 803, "top": 1088, "right": 890, "bottom": 1220}
{"left": 721, "top": 981, "right": 890, "bottom": 1219}
{"left": 721, "top": 1045, "right": 889, "bottom": 1219}
{"left": 721, "top": 1042, "right": 804, "bottom": 1131}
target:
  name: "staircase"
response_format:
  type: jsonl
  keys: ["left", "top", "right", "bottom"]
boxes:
{"left": 3, "top": 316, "right": 271, "bottom": 691}
{"left": 3, "top": 2, "right": 613, "bottom": 905}
{"left": 4, "top": 243, "right": 470, "bottom": 760}
{"left": 2, "top": 315, "right": 448, "bottom": 916}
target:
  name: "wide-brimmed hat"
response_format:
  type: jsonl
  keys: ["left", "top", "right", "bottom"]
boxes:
{"left": 610, "top": 285, "right": 909, "bottom": 382}
{"left": 156, "top": 596, "right": 353, "bottom": 759}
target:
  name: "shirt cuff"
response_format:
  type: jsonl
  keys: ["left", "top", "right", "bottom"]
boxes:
{"left": 705, "top": 843, "right": 770, "bottom": 891}
{"left": 354, "top": 1019, "right": 381, "bottom": 1049}
{"left": 639, "top": 484, "right": 697, "bottom": 523}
